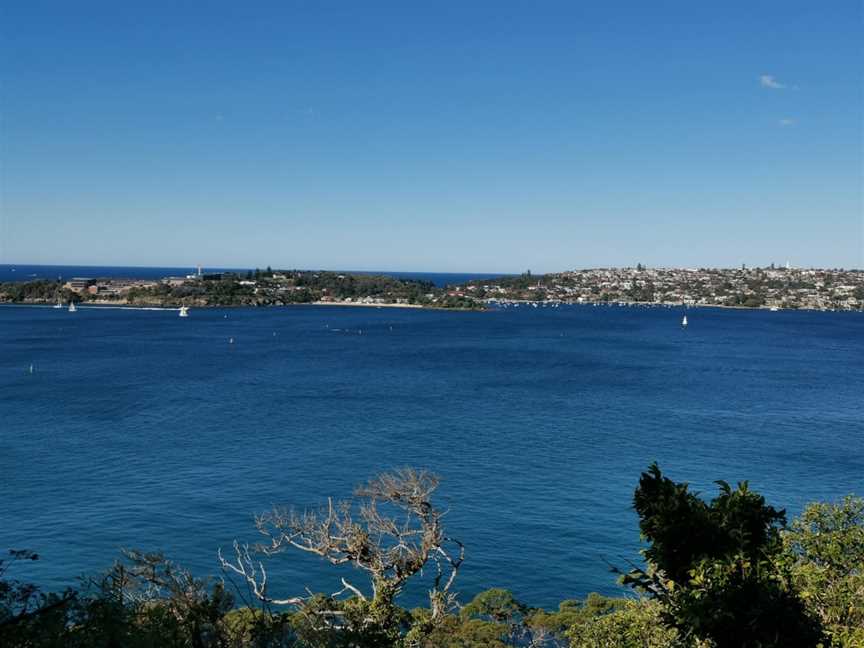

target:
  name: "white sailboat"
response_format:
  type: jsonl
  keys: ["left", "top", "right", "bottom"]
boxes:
{"left": 53, "top": 301, "right": 62, "bottom": 309}
{"left": 68, "top": 302, "right": 77, "bottom": 313}
{"left": 179, "top": 306, "right": 189, "bottom": 317}
{"left": 681, "top": 314, "right": 688, "bottom": 327}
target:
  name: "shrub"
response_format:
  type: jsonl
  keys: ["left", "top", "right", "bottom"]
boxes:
{"left": 621, "top": 464, "right": 826, "bottom": 647}
{"left": 784, "top": 496, "right": 864, "bottom": 647}
{"left": 566, "top": 598, "right": 677, "bottom": 648}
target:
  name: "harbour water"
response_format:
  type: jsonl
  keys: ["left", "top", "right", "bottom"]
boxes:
{"left": 1, "top": 302, "right": 862, "bottom": 608}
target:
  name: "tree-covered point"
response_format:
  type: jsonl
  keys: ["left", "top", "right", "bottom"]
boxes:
{"left": 0, "top": 280, "right": 78, "bottom": 304}
{"left": 3, "top": 465, "right": 862, "bottom": 647}
{"left": 0, "top": 272, "right": 484, "bottom": 309}
{"left": 459, "top": 271, "right": 545, "bottom": 291}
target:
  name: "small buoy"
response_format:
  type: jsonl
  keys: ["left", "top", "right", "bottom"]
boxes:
{"left": 229, "top": 337, "right": 234, "bottom": 344}
{"left": 28, "top": 364, "right": 34, "bottom": 374}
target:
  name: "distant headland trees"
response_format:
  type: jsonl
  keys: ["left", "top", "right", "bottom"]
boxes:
{"left": 0, "top": 269, "right": 478, "bottom": 310}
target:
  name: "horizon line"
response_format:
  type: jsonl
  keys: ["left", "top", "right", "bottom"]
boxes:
{"left": 1, "top": 262, "right": 862, "bottom": 274}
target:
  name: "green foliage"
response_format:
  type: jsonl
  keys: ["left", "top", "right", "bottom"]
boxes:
{"left": 742, "top": 295, "right": 765, "bottom": 308}
{"left": 526, "top": 594, "right": 620, "bottom": 637}
{"left": 402, "top": 606, "right": 491, "bottom": 647}
{"left": 408, "top": 613, "right": 511, "bottom": 648}
{"left": 623, "top": 464, "right": 826, "bottom": 648}
{"left": 0, "top": 549, "right": 295, "bottom": 647}
{"left": 0, "top": 550, "right": 78, "bottom": 647}
{"left": 783, "top": 496, "right": 864, "bottom": 647}
{"left": 461, "top": 588, "right": 527, "bottom": 624}
{"left": 0, "top": 280, "right": 74, "bottom": 304}
{"left": 287, "top": 593, "right": 410, "bottom": 648}
{"left": 632, "top": 465, "right": 786, "bottom": 584}
{"left": 566, "top": 598, "right": 677, "bottom": 648}
{"left": 0, "top": 271, "right": 481, "bottom": 309}
{"left": 444, "top": 590, "right": 667, "bottom": 648}
{"left": 223, "top": 607, "right": 296, "bottom": 647}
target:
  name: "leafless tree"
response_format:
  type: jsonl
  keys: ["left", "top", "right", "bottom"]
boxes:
{"left": 219, "top": 468, "right": 463, "bottom": 632}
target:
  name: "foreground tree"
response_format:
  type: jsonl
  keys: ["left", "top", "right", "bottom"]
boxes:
{"left": 621, "top": 463, "right": 826, "bottom": 647}
{"left": 220, "top": 468, "right": 464, "bottom": 647}
{"left": 783, "top": 496, "right": 864, "bottom": 647}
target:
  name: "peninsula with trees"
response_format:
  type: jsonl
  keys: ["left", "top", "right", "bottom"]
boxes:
{"left": 0, "top": 268, "right": 477, "bottom": 310}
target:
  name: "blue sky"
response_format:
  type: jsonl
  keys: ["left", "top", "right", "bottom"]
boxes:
{"left": 1, "top": 1, "right": 861, "bottom": 272}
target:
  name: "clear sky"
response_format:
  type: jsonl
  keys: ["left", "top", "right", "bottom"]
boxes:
{"left": 1, "top": 1, "right": 861, "bottom": 273}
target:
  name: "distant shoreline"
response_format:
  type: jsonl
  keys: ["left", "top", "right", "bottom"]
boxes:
{"left": 3, "top": 266, "right": 862, "bottom": 312}
{"left": 0, "top": 300, "right": 476, "bottom": 312}
{"left": 1, "top": 299, "right": 858, "bottom": 315}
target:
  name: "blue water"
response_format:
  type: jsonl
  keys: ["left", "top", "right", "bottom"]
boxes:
{"left": 0, "top": 264, "right": 500, "bottom": 287}
{"left": 1, "top": 303, "right": 862, "bottom": 609}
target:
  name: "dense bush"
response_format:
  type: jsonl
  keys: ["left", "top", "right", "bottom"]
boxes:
{"left": 621, "top": 464, "right": 825, "bottom": 647}
{"left": 783, "top": 496, "right": 864, "bottom": 647}
{"left": 566, "top": 599, "right": 677, "bottom": 648}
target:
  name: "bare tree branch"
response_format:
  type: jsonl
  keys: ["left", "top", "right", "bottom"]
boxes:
{"left": 218, "top": 541, "right": 304, "bottom": 606}
{"left": 221, "top": 467, "right": 462, "bottom": 633}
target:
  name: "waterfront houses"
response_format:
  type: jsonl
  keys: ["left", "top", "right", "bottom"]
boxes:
{"left": 458, "top": 266, "right": 864, "bottom": 311}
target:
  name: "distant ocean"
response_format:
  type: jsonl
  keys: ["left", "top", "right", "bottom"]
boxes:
{"left": 1, "top": 298, "right": 862, "bottom": 609}
{"left": 0, "top": 264, "right": 506, "bottom": 287}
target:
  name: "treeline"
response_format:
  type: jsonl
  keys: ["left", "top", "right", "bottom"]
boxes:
{"left": 2, "top": 466, "right": 862, "bottom": 647}
{"left": 0, "top": 281, "right": 78, "bottom": 304}
{"left": 292, "top": 272, "right": 435, "bottom": 299}
{"left": 0, "top": 272, "right": 482, "bottom": 309}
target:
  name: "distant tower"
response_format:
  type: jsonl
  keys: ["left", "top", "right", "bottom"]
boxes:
{"left": 197, "top": 265, "right": 203, "bottom": 277}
